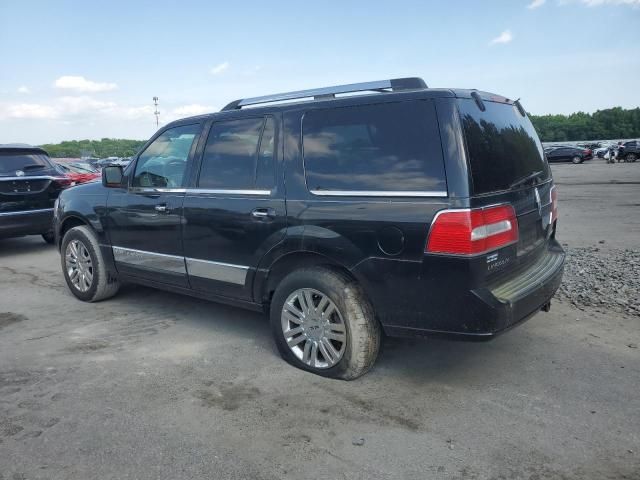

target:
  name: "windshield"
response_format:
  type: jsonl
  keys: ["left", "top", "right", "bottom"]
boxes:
{"left": 0, "top": 151, "right": 54, "bottom": 176}
{"left": 457, "top": 98, "right": 550, "bottom": 195}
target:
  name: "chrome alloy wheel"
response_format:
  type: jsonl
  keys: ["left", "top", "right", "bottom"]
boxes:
{"left": 65, "top": 239, "right": 94, "bottom": 293}
{"left": 281, "top": 288, "right": 347, "bottom": 369}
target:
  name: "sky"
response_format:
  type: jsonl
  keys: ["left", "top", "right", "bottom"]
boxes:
{"left": 1, "top": 0, "right": 639, "bottom": 145}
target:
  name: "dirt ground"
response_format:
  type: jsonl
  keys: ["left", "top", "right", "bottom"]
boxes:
{"left": 0, "top": 159, "right": 638, "bottom": 480}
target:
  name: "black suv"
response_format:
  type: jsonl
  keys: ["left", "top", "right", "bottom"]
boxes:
{"left": 617, "top": 140, "right": 639, "bottom": 162}
{"left": 54, "top": 78, "right": 565, "bottom": 379}
{"left": 1, "top": 144, "right": 73, "bottom": 243}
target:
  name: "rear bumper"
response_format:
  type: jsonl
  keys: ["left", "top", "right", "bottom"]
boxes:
{"left": 0, "top": 208, "right": 54, "bottom": 238}
{"left": 354, "top": 240, "right": 565, "bottom": 339}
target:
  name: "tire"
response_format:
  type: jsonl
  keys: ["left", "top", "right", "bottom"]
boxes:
{"left": 572, "top": 156, "right": 582, "bottom": 164}
{"left": 270, "top": 267, "right": 381, "bottom": 380}
{"left": 42, "top": 232, "right": 55, "bottom": 244}
{"left": 60, "top": 225, "right": 120, "bottom": 302}
{"left": 626, "top": 153, "right": 637, "bottom": 162}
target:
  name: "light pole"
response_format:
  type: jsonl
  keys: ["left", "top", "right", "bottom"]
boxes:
{"left": 153, "top": 96, "right": 160, "bottom": 127}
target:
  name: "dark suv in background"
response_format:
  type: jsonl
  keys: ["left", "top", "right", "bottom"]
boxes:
{"left": 1, "top": 144, "right": 73, "bottom": 243}
{"left": 54, "top": 78, "right": 564, "bottom": 379}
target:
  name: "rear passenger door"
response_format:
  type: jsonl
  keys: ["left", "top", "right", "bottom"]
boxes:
{"left": 182, "top": 114, "right": 286, "bottom": 300}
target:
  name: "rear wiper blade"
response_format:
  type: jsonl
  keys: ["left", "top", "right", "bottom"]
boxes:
{"left": 509, "top": 170, "right": 543, "bottom": 190}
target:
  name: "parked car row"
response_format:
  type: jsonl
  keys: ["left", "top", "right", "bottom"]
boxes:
{"left": 544, "top": 145, "right": 593, "bottom": 164}
{"left": 548, "top": 140, "right": 639, "bottom": 163}
{"left": 55, "top": 161, "right": 101, "bottom": 184}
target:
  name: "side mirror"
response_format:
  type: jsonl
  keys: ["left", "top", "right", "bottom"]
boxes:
{"left": 102, "top": 165, "right": 124, "bottom": 188}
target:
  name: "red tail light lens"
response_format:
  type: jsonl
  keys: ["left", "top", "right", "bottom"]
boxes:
{"left": 53, "top": 177, "right": 75, "bottom": 189}
{"left": 426, "top": 204, "right": 518, "bottom": 256}
{"left": 550, "top": 185, "right": 558, "bottom": 223}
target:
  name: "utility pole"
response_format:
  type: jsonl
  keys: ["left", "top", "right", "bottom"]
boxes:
{"left": 153, "top": 96, "right": 160, "bottom": 127}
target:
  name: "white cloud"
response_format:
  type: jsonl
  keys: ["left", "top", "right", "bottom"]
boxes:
{"left": 209, "top": 62, "right": 229, "bottom": 75}
{"left": 489, "top": 30, "right": 513, "bottom": 45}
{"left": 17, "top": 86, "right": 30, "bottom": 94}
{"left": 54, "top": 75, "right": 118, "bottom": 93}
{"left": 0, "top": 96, "right": 152, "bottom": 122}
{"left": 527, "top": 0, "right": 546, "bottom": 8}
{"left": 1, "top": 103, "right": 58, "bottom": 119}
{"left": 173, "top": 104, "right": 214, "bottom": 116}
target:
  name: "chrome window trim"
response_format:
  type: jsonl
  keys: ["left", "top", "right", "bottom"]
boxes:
{"left": 309, "top": 190, "right": 448, "bottom": 198}
{"left": 112, "top": 246, "right": 186, "bottom": 274}
{"left": 185, "top": 189, "right": 271, "bottom": 196}
{"left": 128, "top": 187, "right": 187, "bottom": 194}
{"left": 185, "top": 257, "right": 249, "bottom": 285}
{"left": 0, "top": 208, "right": 54, "bottom": 217}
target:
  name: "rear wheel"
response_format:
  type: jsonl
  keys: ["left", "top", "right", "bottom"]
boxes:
{"left": 572, "top": 156, "right": 582, "bottom": 164}
{"left": 270, "top": 268, "right": 381, "bottom": 380}
{"left": 61, "top": 225, "right": 120, "bottom": 302}
{"left": 626, "top": 153, "right": 637, "bottom": 162}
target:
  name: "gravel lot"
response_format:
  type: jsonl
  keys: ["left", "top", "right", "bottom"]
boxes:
{"left": 1, "top": 159, "right": 638, "bottom": 480}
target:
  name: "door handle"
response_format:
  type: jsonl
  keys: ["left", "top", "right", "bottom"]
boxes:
{"left": 251, "top": 208, "right": 275, "bottom": 219}
{"left": 155, "top": 204, "right": 169, "bottom": 213}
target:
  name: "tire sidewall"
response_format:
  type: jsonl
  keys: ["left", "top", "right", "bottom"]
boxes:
{"left": 270, "top": 269, "right": 358, "bottom": 378}
{"left": 60, "top": 227, "right": 100, "bottom": 302}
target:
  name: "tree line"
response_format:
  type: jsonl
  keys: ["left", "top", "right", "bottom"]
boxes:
{"left": 38, "top": 107, "right": 640, "bottom": 158}
{"left": 529, "top": 107, "right": 640, "bottom": 142}
{"left": 40, "top": 138, "right": 146, "bottom": 158}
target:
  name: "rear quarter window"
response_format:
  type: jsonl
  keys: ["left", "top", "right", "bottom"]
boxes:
{"left": 457, "top": 98, "right": 550, "bottom": 195}
{"left": 302, "top": 100, "right": 446, "bottom": 194}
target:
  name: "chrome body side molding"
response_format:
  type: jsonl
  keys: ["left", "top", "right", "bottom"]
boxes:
{"left": 185, "top": 257, "right": 248, "bottom": 285}
{"left": 112, "top": 246, "right": 250, "bottom": 285}
{"left": 112, "top": 246, "right": 186, "bottom": 274}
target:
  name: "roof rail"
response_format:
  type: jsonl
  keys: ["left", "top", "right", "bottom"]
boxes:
{"left": 221, "top": 77, "right": 427, "bottom": 111}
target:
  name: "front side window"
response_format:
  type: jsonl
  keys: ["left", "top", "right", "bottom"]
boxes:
{"left": 132, "top": 124, "right": 200, "bottom": 188}
{"left": 198, "top": 116, "right": 276, "bottom": 190}
{"left": 302, "top": 101, "right": 447, "bottom": 193}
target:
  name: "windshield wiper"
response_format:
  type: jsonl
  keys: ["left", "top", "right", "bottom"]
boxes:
{"left": 509, "top": 170, "right": 543, "bottom": 190}
{"left": 22, "top": 165, "right": 46, "bottom": 170}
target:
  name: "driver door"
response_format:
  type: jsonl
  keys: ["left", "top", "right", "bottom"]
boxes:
{"left": 105, "top": 122, "right": 202, "bottom": 287}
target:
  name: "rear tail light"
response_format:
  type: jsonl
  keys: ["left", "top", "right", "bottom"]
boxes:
{"left": 53, "top": 177, "right": 75, "bottom": 188}
{"left": 426, "top": 204, "right": 518, "bottom": 256}
{"left": 550, "top": 185, "right": 558, "bottom": 224}
{"left": 583, "top": 149, "right": 590, "bottom": 155}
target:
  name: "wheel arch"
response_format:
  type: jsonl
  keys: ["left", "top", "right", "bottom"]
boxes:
{"left": 257, "top": 251, "right": 361, "bottom": 307}
{"left": 58, "top": 215, "right": 91, "bottom": 248}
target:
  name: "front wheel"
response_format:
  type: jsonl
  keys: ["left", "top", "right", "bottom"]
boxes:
{"left": 61, "top": 225, "right": 120, "bottom": 302}
{"left": 270, "top": 268, "right": 381, "bottom": 380}
{"left": 626, "top": 153, "right": 637, "bottom": 162}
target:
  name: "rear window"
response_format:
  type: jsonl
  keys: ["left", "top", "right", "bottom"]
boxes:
{"left": 303, "top": 101, "right": 446, "bottom": 194}
{"left": 0, "top": 151, "right": 54, "bottom": 176}
{"left": 457, "top": 99, "right": 550, "bottom": 195}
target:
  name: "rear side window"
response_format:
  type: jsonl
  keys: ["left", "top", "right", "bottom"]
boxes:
{"left": 302, "top": 101, "right": 446, "bottom": 194}
{"left": 457, "top": 98, "right": 550, "bottom": 195}
{"left": 198, "top": 116, "right": 276, "bottom": 190}
{"left": 0, "top": 151, "right": 54, "bottom": 176}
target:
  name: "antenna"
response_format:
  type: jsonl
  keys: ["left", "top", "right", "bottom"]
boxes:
{"left": 153, "top": 96, "right": 160, "bottom": 127}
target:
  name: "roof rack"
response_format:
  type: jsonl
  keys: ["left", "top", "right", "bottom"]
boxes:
{"left": 221, "top": 77, "right": 427, "bottom": 111}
